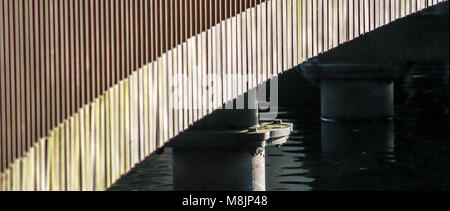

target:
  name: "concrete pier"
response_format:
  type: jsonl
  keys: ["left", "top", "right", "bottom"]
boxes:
{"left": 320, "top": 79, "right": 394, "bottom": 121}
{"left": 172, "top": 145, "right": 266, "bottom": 191}
{"left": 170, "top": 94, "right": 292, "bottom": 191}
{"left": 301, "top": 63, "right": 404, "bottom": 121}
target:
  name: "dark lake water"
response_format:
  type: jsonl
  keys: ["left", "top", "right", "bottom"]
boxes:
{"left": 109, "top": 67, "right": 448, "bottom": 191}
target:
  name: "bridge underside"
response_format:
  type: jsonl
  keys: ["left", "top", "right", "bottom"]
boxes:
{"left": 0, "top": 0, "right": 447, "bottom": 191}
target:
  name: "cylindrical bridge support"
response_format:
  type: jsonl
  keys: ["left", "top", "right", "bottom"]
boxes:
{"left": 170, "top": 93, "right": 292, "bottom": 191}
{"left": 301, "top": 62, "right": 404, "bottom": 121}
{"left": 172, "top": 145, "right": 266, "bottom": 191}
{"left": 320, "top": 79, "right": 394, "bottom": 121}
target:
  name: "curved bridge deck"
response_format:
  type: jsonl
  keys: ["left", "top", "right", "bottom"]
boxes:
{"left": 0, "top": 0, "right": 446, "bottom": 191}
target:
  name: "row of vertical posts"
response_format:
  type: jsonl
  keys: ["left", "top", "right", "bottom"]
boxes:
{"left": 0, "top": 0, "right": 444, "bottom": 191}
{"left": 0, "top": 0, "right": 260, "bottom": 174}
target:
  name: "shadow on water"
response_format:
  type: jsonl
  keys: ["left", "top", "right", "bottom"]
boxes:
{"left": 109, "top": 67, "right": 449, "bottom": 191}
{"left": 108, "top": 149, "right": 173, "bottom": 191}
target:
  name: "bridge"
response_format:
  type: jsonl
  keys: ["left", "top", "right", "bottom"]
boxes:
{"left": 0, "top": 0, "right": 447, "bottom": 191}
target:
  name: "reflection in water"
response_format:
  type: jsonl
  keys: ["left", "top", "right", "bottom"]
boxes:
{"left": 265, "top": 129, "right": 317, "bottom": 191}
{"left": 109, "top": 68, "right": 448, "bottom": 191}
{"left": 315, "top": 121, "right": 397, "bottom": 191}
{"left": 266, "top": 117, "right": 397, "bottom": 191}
{"left": 321, "top": 121, "right": 395, "bottom": 155}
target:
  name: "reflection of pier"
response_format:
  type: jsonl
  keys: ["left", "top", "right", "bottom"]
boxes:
{"left": 265, "top": 114, "right": 395, "bottom": 191}
{"left": 321, "top": 121, "right": 395, "bottom": 155}
{"left": 310, "top": 121, "right": 397, "bottom": 191}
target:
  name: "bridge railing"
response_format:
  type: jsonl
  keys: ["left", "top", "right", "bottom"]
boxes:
{"left": 0, "top": 0, "right": 444, "bottom": 191}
